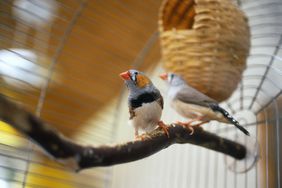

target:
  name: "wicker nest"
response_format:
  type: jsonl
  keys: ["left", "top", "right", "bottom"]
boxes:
{"left": 159, "top": 0, "right": 250, "bottom": 102}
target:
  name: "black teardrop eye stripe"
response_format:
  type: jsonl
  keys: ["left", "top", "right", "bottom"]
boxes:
{"left": 170, "top": 74, "right": 174, "bottom": 81}
{"left": 130, "top": 72, "right": 137, "bottom": 84}
{"left": 129, "top": 92, "right": 160, "bottom": 108}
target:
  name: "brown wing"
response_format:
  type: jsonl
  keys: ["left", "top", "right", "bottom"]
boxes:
{"left": 129, "top": 107, "right": 136, "bottom": 120}
{"left": 156, "top": 95, "right": 164, "bottom": 109}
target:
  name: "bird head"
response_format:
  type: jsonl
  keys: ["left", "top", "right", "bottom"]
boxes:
{"left": 120, "top": 69, "right": 153, "bottom": 92}
{"left": 159, "top": 73, "right": 186, "bottom": 86}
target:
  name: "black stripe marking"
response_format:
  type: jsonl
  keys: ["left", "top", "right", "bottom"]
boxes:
{"left": 129, "top": 92, "right": 160, "bottom": 109}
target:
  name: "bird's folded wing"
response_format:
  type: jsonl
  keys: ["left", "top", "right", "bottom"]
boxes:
{"left": 129, "top": 106, "right": 136, "bottom": 120}
{"left": 175, "top": 85, "right": 218, "bottom": 107}
{"left": 156, "top": 95, "right": 164, "bottom": 109}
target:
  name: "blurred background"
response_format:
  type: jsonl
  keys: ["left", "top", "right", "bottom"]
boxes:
{"left": 0, "top": 0, "right": 281, "bottom": 187}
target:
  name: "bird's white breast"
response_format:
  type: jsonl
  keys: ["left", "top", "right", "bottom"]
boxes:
{"left": 130, "top": 101, "right": 162, "bottom": 133}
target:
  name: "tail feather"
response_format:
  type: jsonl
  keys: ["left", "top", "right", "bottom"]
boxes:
{"left": 209, "top": 104, "right": 250, "bottom": 136}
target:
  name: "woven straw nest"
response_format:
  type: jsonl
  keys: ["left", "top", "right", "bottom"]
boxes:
{"left": 159, "top": 0, "right": 250, "bottom": 102}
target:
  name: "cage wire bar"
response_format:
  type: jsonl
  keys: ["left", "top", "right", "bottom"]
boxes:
{"left": 0, "top": 0, "right": 281, "bottom": 188}
{"left": 22, "top": 1, "right": 87, "bottom": 188}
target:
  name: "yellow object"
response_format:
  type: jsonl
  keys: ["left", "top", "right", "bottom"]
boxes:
{"left": 0, "top": 121, "right": 25, "bottom": 147}
{"left": 159, "top": 0, "right": 250, "bottom": 101}
{"left": 26, "top": 163, "right": 75, "bottom": 188}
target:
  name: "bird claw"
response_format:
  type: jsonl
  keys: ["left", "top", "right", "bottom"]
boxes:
{"left": 135, "top": 133, "right": 151, "bottom": 141}
{"left": 187, "top": 126, "right": 194, "bottom": 135}
{"left": 176, "top": 121, "right": 194, "bottom": 135}
{"left": 158, "top": 121, "right": 170, "bottom": 138}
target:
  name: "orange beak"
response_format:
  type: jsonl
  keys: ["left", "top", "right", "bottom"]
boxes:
{"left": 159, "top": 73, "right": 168, "bottom": 80}
{"left": 119, "top": 71, "right": 131, "bottom": 80}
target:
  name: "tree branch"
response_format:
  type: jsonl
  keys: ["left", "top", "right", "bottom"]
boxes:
{"left": 0, "top": 95, "right": 246, "bottom": 172}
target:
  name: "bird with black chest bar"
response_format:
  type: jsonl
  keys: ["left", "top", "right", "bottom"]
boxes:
{"left": 119, "top": 69, "right": 169, "bottom": 139}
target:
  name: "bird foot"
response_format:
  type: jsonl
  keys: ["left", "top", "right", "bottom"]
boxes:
{"left": 157, "top": 121, "right": 170, "bottom": 138}
{"left": 135, "top": 133, "right": 151, "bottom": 141}
{"left": 176, "top": 121, "right": 195, "bottom": 135}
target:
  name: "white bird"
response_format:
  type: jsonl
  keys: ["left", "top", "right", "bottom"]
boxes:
{"left": 160, "top": 73, "right": 249, "bottom": 136}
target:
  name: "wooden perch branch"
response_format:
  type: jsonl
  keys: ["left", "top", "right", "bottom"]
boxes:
{"left": 0, "top": 95, "right": 246, "bottom": 172}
